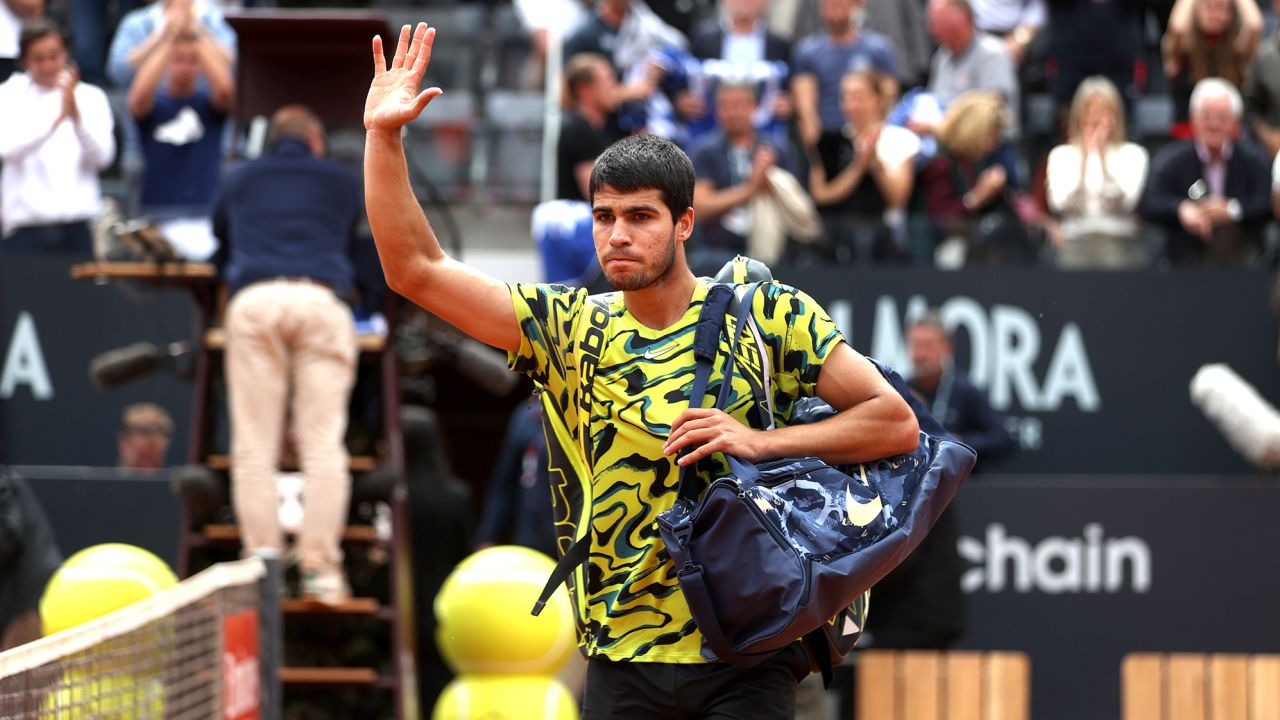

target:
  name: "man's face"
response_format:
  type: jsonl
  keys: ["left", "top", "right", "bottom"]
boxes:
{"left": 118, "top": 423, "right": 171, "bottom": 470}
{"left": 592, "top": 186, "right": 688, "bottom": 291}
{"left": 169, "top": 40, "right": 201, "bottom": 91}
{"left": 1192, "top": 94, "right": 1238, "bottom": 152}
{"left": 820, "top": 0, "right": 856, "bottom": 33}
{"left": 23, "top": 34, "right": 68, "bottom": 89}
{"left": 908, "top": 325, "right": 951, "bottom": 381}
{"left": 589, "top": 61, "right": 619, "bottom": 112}
{"left": 724, "top": 0, "right": 768, "bottom": 23}
{"left": 927, "top": 0, "right": 965, "bottom": 49}
{"left": 716, "top": 86, "right": 757, "bottom": 138}
{"left": 1196, "top": 0, "right": 1233, "bottom": 34}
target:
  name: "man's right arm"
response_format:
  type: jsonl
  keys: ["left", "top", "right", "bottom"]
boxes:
{"left": 364, "top": 24, "right": 520, "bottom": 353}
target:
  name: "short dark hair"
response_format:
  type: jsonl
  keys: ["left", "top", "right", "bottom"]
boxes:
{"left": 589, "top": 134, "right": 695, "bottom": 222}
{"left": 19, "top": 18, "right": 67, "bottom": 62}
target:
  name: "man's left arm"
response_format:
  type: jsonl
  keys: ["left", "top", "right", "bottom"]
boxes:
{"left": 194, "top": 28, "right": 235, "bottom": 114}
{"left": 666, "top": 347, "right": 919, "bottom": 466}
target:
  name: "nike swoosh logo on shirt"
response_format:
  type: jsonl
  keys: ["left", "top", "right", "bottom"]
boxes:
{"left": 644, "top": 344, "right": 680, "bottom": 360}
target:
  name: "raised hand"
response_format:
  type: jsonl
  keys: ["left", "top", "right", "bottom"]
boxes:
{"left": 364, "top": 23, "right": 443, "bottom": 133}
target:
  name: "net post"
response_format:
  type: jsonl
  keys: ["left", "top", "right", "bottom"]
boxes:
{"left": 258, "top": 554, "right": 283, "bottom": 720}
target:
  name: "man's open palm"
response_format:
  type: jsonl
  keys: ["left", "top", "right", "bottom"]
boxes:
{"left": 365, "top": 22, "right": 442, "bottom": 133}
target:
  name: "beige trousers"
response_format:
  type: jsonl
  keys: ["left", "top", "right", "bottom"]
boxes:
{"left": 225, "top": 280, "right": 357, "bottom": 571}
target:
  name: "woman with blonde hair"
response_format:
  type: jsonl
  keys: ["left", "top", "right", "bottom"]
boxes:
{"left": 1162, "top": 0, "right": 1262, "bottom": 136}
{"left": 1046, "top": 77, "right": 1149, "bottom": 269}
{"left": 919, "top": 91, "right": 1027, "bottom": 265}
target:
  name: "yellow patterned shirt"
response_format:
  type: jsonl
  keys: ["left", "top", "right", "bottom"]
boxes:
{"left": 507, "top": 279, "right": 843, "bottom": 662}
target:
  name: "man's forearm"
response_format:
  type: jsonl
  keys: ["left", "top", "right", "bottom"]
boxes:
{"left": 364, "top": 129, "right": 444, "bottom": 291}
{"left": 760, "top": 393, "right": 919, "bottom": 464}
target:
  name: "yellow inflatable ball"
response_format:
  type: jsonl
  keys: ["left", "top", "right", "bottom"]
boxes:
{"left": 433, "top": 675, "right": 577, "bottom": 720}
{"left": 435, "top": 545, "right": 576, "bottom": 676}
{"left": 40, "top": 543, "right": 179, "bottom": 636}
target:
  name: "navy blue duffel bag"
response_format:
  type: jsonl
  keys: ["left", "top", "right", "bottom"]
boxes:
{"left": 655, "top": 282, "right": 976, "bottom": 676}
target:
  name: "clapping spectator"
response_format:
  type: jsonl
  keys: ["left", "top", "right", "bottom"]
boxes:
{"left": 0, "top": 0, "right": 42, "bottom": 83}
{"left": 0, "top": 20, "right": 115, "bottom": 256}
{"left": 1141, "top": 78, "right": 1272, "bottom": 264}
{"left": 919, "top": 91, "right": 1029, "bottom": 266}
{"left": 691, "top": 81, "right": 798, "bottom": 270}
{"left": 1162, "top": 0, "right": 1262, "bottom": 136}
{"left": 809, "top": 70, "right": 919, "bottom": 263}
{"left": 563, "top": 0, "right": 685, "bottom": 107}
{"left": 1046, "top": 77, "right": 1150, "bottom": 269}
{"left": 792, "top": 0, "right": 901, "bottom": 148}
{"left": 127, "top": 15, "right": 233, "bottom": 260}
{"left": 107, "top": 0, "right": 235, "bottom": 90}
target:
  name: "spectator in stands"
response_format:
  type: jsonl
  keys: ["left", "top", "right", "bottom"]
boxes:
{"left": 0, "top": 0, "right": 41, "bottom": 83}
{"left": 211, "top": 105, "right": 365, "bottom": 605}
{"left": 557, "top": 52, "right": 619, "bottom": 202}
{"left": 919, "top": 91, "right": 1029, "bottom": 266}
{"left": 687, "top": 0, "right": 793, "bottom": 130}
{"left": 1047, "top": 0, "right": 1145, "bottom": 117}
{"left": 918, "top": 0, "right": 1020, "bottom": 140}
{"left": 512, "top": 0, "right": 587, "bottom": 89}
{"left": 792, "top": 0, "right": 901, "bottom": 148}
{"left": 563, "top": 0, "right": 685, "bottom": 107}
{"left": 809, "top": 69, "right": 919, "bottom": 264}
{"left": 474, "top": 401, "right": 556, "bottom": 558}
{"left": 127, "top": 22, "right": 233, "bottom": 261}
{"left": 0, "top": 19, "right": 115, "bottom": 256}
{"left": 1243, "top": 0, "right": 1280, "bottom": 159}
{"left": 1162, "top": 0, "right": 1262, "bottom": 135}
{"left": 0, "top": 467, "right": 61, "bottom": 651}
{"left": 908, "top": 313, "right": 1015, "bottom": 471}
{"left": 862, "top": 312, "right": 1014, "bottom": 651}
{"left": 1046, "top": 77, "right": 1150, "bottom": 269}
{"left": 107, "top": 0, "right": 236, "bottom": 90}
{"left": 691, "top": 81, "right": 798, "bottom": 270}
{"left": 69, "top": 0, "right": 139, "bottom": 87}
{"left": 117, "top": 402, "right": 174, "bottom": 470}
{"left": 971, "top": 0, "right": 1045, "bottom": 66}
{"left": 1141, "top": 78, "right": 1272, "bottom": 265}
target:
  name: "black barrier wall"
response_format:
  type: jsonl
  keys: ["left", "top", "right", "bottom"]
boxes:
{"left": 780, "top": 266, "right": 1280, "bottom": 474}
{"left": 953, "top": 478, "right": 1280, "bottom": 720}
{"left": 1, "top": 257, "right": 194, "bottom": 466}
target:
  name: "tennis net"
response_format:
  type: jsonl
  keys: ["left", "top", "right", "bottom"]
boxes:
{"left": 0, "top": 556, "right": 280, "bottom": 720}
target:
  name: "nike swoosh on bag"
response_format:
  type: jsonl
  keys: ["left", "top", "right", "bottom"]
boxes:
{"left": 845, "top": 485, "right": 884, "bottom": 528}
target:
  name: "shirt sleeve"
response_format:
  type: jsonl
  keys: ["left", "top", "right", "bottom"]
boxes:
{"left": 1112, "top": 143, "right": 1149, "bottom": 213}
{"left": 0, "top": 89, "right": 56, "bottom": 161}
{"left": 74, "top": 87, "right": 117, "bottom": 171}
{"left": 1044, "top": 144, "right": 1078, "bottom": 213}
{"left": 755, "top": 283, "right": 844, "bottom": 400}
{"left": 507, "top": 282, "right": 587, "bottom": 391}
{"left": 791, "top": 38, "right": 818, "bottom": 77}
{"left": 107, "top": 11, "right": 151, "bottom": 88}
{"left": 873, "top": 36, "right": 901, "bottom": 79}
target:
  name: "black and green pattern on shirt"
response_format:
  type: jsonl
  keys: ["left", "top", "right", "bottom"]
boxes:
{"left": 508, "top": 279, "right": 843, "bottom": 662}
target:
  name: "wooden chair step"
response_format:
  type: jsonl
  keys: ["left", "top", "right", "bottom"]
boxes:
{"left": 1123, "top": 653, "right": 1280, "bottom": 720}
{"left": 198, "top": 524, "right": 379, "bottom": 544}
{"left": 857, "top": 650, "right": 1030, "bottom": 720}
{"left": 279, "top": 667, "right": 383, "bottom": 686}
{"left": 281, "top": 597, "right": 382, "bottom": 616}
{"left": 204, "top": 454, "right": 377, "bottom": 472}
{"left": 203, "top": 327, "right": 386, "bottom": 352}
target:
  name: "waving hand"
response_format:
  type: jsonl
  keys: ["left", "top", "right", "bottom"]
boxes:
{"left": 364, "top": 23, "right": 443, "bottom": 133}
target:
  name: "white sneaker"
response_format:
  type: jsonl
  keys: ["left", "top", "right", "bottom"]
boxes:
{"left": 300, "top": 566, "right": 350, "bottom": 606}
